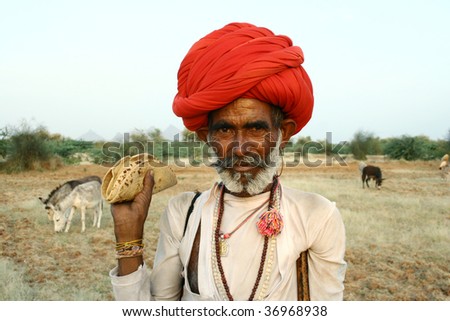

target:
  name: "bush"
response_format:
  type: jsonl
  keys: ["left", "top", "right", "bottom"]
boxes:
{"left": 384, "top": 135, "right": 444, "bottom": 160}
{"left": 350, "top": 131, "right": 382, "bottom": 160}
{"left": 7, "top": 124, "right": 53, "bottom": 171}
{"left": 293, "top": 136, "right": 325, "bottom": 155}
{"left": 49, "top": 139, "right": 94, "bottom": 159}
{"left": 0, "top": 127, "right": 8, "bottom": 158}
{"left": 0, "top": 122, "right": 70, "bottom": 172}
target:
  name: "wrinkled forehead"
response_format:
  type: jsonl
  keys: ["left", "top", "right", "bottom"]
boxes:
{"left": 208, "top": 98, "right": 278, "bottom": 128}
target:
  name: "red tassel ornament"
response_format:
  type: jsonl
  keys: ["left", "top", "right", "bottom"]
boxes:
{"left": 257, "top": 207, "right": 284, "bottom": 237}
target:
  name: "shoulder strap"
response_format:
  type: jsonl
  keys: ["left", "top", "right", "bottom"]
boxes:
{"left": 183, "top": 191, "right": 202, "bottom": 237}
{"left": 296, "top": 250, "right": 310, "bottom": 300}
{"left": 180, "top": 191, "right": 202, "bottom": 298}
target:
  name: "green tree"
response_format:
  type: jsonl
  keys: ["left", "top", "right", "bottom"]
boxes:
{"left": 0, "top": 126, "right": 9, "bottom": 158}
{"left": 350, "top": 131, "right": 382, "bottom": 160}
{"left": 384, "top": 135, "right": 441, "bottom": 160}
{"left": 445, "top": 129, "right": 450, "bottom": 153}
{"left": 130, "top": 129, "right": 149, "bottom": 144}
{"left": 7, "top": 122, "right": 53, "bottom": 171}
{"left": 50, "top": 138, "right": 93, "bottom": 159}
{"left": 181, "top": 128, "right": 197, "bottom": 142}
{"left": 147, "top": 128, "right": 166, "bottom": 159}
{"left": 293, "top": 136, "right": 313, "bottom": 154}
{"left": 148, "top": 128, "right": 164, "bottom": 143}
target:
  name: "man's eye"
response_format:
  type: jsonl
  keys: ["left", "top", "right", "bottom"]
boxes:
{"left": 249, "top": 125, "right": 267, "bottom": 133}
{"left": 219, "top": 127, "right": 231, "bottom": 133}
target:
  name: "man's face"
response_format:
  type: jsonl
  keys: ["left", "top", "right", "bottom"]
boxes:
{"left": 206, "top": 98, "right": 283, "bottom": 196}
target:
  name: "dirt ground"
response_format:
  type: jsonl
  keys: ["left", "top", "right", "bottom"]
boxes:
{"left": 0, "top": 159, "right": 449, "bottom": 300}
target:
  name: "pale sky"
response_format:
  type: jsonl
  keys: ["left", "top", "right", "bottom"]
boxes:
{"left": 1, "top": 0, "right": 449, "bottom": 143}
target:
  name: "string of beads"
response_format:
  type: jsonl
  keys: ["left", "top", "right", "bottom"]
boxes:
{"left": 212, "top": 176, "right": 282, "bottom": 300}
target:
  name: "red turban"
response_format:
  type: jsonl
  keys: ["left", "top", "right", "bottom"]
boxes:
{"left": 172, "top": 22, "right": 314, "bottom": 135}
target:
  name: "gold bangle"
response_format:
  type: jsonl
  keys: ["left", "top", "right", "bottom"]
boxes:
{"left": 115, "top": 239, "right": 144, "bottom": 259}
{"left": 115, "top": 239, "right": 143, "bottom": 251}
{"left": 115, "top": 246, "right": 144, "bottom": 259}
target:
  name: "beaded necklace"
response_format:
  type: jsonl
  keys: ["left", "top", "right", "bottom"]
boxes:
{"left": 218, "top": 200, "right": 268, "bottom": 257}
{"left": 212, "top": 176, "right": 283, "bottom": 301}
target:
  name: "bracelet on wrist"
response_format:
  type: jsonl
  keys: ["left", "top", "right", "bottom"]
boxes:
{"left": 115, "top": 239, "right": 144, "bottom": 259}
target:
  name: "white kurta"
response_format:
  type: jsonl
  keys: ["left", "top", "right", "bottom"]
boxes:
{"left": 110, "top": 182, "right": 346, "bottom": 301}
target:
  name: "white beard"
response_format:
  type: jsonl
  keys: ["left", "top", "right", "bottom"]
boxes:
{"left": 212, "top": 133, "right": 282, "bottom": 196}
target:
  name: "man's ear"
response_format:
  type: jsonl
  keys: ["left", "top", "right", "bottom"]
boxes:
{"left": 195, "top": 127, "right": 209, "bottom": 142}
{"left": 280, "top": 119, "right": 297, "bottom": 148}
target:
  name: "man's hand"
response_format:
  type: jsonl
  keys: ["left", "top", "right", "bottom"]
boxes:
{"left": 110, "top": 170, "right": 154, "bottom": 275}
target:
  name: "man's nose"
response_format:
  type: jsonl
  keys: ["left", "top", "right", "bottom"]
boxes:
{"left": 232, "top": 133, "right": 257, "bottom": 157}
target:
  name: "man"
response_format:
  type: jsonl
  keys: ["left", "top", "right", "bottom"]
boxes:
{"left": 109, "top": 22, "right": 346, "bottom": 300}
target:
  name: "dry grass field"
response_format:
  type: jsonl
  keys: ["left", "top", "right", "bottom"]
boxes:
{"left": 0, "top": 158, "right": 449, "bottom": 301}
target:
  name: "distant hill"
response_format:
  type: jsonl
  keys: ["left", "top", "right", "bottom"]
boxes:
{"left": 78, "top": 130, "right": 105, "bottom": 142}
{"left": 107, "top": 125, "right": 183, "bottom": 142}
{"left": 162, "top": 125, "right": 182, "bottom": 140}
{"left": 111, "top": 132, "right": 124, "bottom": 143}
